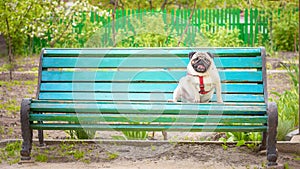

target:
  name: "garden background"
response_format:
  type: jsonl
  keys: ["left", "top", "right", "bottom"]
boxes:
{"left": 0, "top": 0, "right": 299, "bottom": 167}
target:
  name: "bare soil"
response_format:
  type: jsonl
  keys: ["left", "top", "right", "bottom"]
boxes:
{"left": 0, "top": 53, "right": 299, "bottom": 169}
{"left": 1, "top": 141, "right": 300, "bottom": 169}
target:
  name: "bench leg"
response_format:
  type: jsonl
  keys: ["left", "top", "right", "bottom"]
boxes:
{"left": 38, "top": 129, "right": 45, "bottom": 146}
{"left": 20, "top": 99, "right": 33, "bottom": 160}
{"left": 259, "top": 131, "right": 267, "bottom": 151}
{"left": 267, "top": 102, "right": 278, "bottom": 166}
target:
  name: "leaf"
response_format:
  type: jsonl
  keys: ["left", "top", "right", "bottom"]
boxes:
{"left": 222, "top": 144, "right": 228, "bottom": 150}
{"left": 236, "top": 140, "right": 245, "bottom": 147}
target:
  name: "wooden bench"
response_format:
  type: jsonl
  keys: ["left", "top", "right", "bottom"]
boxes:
{"left": 20, "top": 47, "right": 278, "bottom": 166}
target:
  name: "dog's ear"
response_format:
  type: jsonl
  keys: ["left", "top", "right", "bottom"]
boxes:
{"left": 206, "top": 52, "right": 214, "bottom": 59}
{"left": 188, "top": 52, "right": 196, "bottom": 59}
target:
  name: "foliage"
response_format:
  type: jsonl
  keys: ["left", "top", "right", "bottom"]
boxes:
{"left": 66, "top": 128, "right": 96, "bottom": 140}
{"left": 122, "top": 130, "right": 148, "bottom": 140}
{"left": 270, "top": 62, "right": 299, "bottom": 140}
{"left": 0, "top": 0, "right": 39, "bottom": 55}
{"left": 21, "top": 0, "right": 109, "bottom": 49}
{"left": 119, "top": 122, "right": 148, "bottom": 140}
{"left": 0, "top": 0, "right": 41, "bottom": 79}
{"left": 196, "top": 24, "right": 244, "bottom": 47}
{"left": 220, "top": 131, "right": 262, "bottom": 149}
{"left": 88, "top": 13, "right": 244, "bottom": 48}
{"left": 89, "top": 0, "right": 281, "bottom": 10}
{"left": 251, "top": 0, "right": 299, "bottom": 51}
{"left": 114, "top": 14, "right": 180, "bottom": 47}
{"left": 271, "top": 6, "right": 299, "bottom": 51}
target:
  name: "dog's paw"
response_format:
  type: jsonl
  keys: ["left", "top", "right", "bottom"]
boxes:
{"left": 194, "top": 99, "right": 201, "bottom": 103}
{"left": 217, "top": 99, "right": 223, "bottom": 103}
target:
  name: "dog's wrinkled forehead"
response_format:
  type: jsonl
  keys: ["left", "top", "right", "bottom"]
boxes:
{"left": 188, "top": 52, "right": 214, "bottom": 60}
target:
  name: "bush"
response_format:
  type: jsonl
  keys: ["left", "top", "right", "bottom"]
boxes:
{"left": 114, "top": 14, "right": 180, "bottom": 47}
{"left": 271, "top": 7, "right": 299, "bottom": 51}
{"left": 270, "top": 62, "right": 299, "bottom": 140}
{"left": 195, "top": 24, "right": 244, "bottom": 47}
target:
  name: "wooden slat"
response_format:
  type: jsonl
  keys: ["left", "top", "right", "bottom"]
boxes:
{"left": 30, "top": 114, "right": 268, "bottom": 123}
{"left": 38, "top": 92, "right": 264, "bottom": 102}
{"left": 42, "top": 57, "right": 262, "bottom": 68}
{"left": 41, "top": 70, "right": 262, "bottom": 82}
{"left": 43, "top": 48, "right": 262, "bottom": 57}
{"left": 30, "top": 102, "right": 267, "bottom": 115}
{"left": 40, "top": 83, "right": 264, "bottom": 94}
{"left": 30, "top": 123, "right": 267, "bottom": 132}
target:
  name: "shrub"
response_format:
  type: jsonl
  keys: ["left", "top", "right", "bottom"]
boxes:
{"left": 114, "top": 14, "right": 180, "bottom": 47}
{"left": 271, "top": 7, "right": 299, "bottom": 51}
{"left": 122, "top": 122, "right": 148, "bottom": 140}
{"left": 270, "top": 62, "right": 299, "bottom": 140}
{"left": 195, "top": 24, "right": 244, "bottom": 47}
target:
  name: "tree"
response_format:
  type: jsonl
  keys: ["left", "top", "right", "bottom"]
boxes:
{"left": 0, "top": 0, "right": 109, "bottom": 80}
{"left": 0, "top": 0, "right": 41, "bottom": 80}
{"left": 21, "top": 0, "right": 109, "bottom": 48}
{"left": 89, "top": 0, "right": 246, "bottom": 10}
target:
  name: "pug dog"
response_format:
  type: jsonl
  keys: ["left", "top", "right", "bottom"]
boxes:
{"left": 173, "top": 52, "right": 223, "bottom": 103}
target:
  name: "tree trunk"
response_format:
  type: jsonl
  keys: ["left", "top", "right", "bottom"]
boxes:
{"left": 161, "top": 0, "right": 168, "bottom": 10}
{"left": 5, "top": 18, "right": 14, "bottom": 81}
{"left": 148, "top": 0, "right": 153, "bottom": 10}
{"left": 177, "top": 0, "right": 196, "bottom": 47}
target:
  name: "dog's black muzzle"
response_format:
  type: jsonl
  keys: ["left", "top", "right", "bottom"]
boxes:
{"left": 192, "top": 57, "right": 211, "bottom": 73}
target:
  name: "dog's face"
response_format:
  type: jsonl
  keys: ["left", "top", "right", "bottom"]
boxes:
{"left": 188, "top": 52, "right": 214, "bottom": 73}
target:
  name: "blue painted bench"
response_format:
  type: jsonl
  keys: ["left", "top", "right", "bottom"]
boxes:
{"left": 20, "top": 47, "right": 278, "bottom": 166}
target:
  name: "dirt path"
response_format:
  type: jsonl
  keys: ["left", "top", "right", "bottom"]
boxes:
{"left": 1, "top": 160, "right": 261, "bottom": 169}
{"left": 1, "top": 142, "right": 299, "bottom": 169}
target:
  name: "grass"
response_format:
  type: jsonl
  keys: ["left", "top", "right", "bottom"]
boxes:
{"left": 35, "top": 154, "right": 48, "bottom": 162}
{"left": 67, "top": 149, "right": 85, "bottom": 160}
{"left": 0, "top": 99, "right": 20, "bottom": 116}
{"left": 0, "top": 77, "right": 37, "bottom": 129}
{"left": 106, "top": 152, "right": 119, "bottom": 160}
{"left": 31, "top": 142, "right": 87, "bottom": 162}
{"left": 0, "top": 126, "right": 4, "bottom": 135}
{"left": 73, "top": 150, "right": 85, "bottom": 160}
{"left": 151, "top": 145, "right": 156, "bottom": 151}
{"left": 0, "top": 141, "right": 22, "bottom": 165}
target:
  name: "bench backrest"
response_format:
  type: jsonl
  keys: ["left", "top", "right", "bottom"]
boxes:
{"left": 37, "top": 48, "right": 267, "bottom": 103}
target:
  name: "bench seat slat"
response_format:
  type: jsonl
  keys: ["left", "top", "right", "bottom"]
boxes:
{"left": 38, "top": 92, "right": 264, "bottom": 102}
{"left": 30, "top": 102, "right": 266, "bottom": 115}
{"left": 30, "top": 114, "right": 268, "bottom": 123}
{"left": 43, "top": 48, "right": 261, "bottom": 57}
{"left": 31, "top": 100, "right": 266, "bottom": 105}
{"left": 41, "top": 71, "right": 262, "bottom": 82}
{"left": 30, "top": 123, "right": 267, "bottom": 132}
{"left": 40, "top": 83, "right": 263, "bottom": 94}
{"left": 42, "top": 57, "right": 262, "bottom": 68}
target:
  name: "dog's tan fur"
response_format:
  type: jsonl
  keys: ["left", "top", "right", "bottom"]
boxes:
{"left": 173, "top": 52, "right": 223, "bottom": 103}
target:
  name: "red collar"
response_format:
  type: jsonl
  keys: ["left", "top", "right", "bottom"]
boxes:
{"left": 187, "top": 73, "right": 210, "bottom": 94}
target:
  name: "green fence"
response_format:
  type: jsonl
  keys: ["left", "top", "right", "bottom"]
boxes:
{"left": 32, "top": 8, "right": 269, "bottom": 51}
